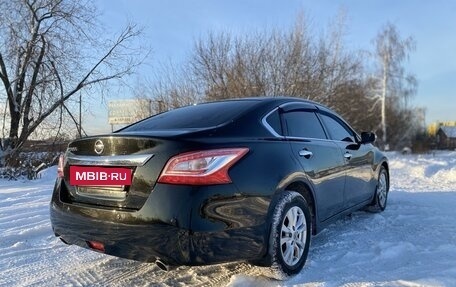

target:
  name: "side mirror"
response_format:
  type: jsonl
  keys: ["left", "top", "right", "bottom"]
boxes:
{"left": 360, "top": 132, "right": 376, "bottom": 144}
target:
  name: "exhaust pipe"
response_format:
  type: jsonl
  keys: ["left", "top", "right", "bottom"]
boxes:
{"left": 155, "top": 259, "right": 169, "bottom": 272}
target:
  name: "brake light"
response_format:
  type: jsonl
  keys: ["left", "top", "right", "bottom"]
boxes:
{"left": 57, "top": 154, "right": 65, "bottom": 178}
{"left": 158, "top": 148, "right": 249, "bottom": 185}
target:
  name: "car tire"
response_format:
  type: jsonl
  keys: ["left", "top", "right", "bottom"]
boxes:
{"left": 266, "top": 191, "right": 311, "bottom": 279}
{"left": 367, "top": 166, "right": 389, "bottom": 212}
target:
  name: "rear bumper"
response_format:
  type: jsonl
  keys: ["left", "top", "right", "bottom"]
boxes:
{"left": 50, "top": 178, "right": 270, "bottom": 266}
{"left": 50, "top": 203, "right": 189, "bottom": 264}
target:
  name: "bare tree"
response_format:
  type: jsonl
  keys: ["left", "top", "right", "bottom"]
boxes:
{"left": 187, "top": 14, "right": 364, "bottom": 109}
{"left": 372, "top": 22, "right": 417, "bottom": 148}
{"left": 0, "top": 0, "right": 146, "bottom": 164}
{"left": 145, "top": 13, "right": 374, "bottom": 132}
{"left": 141, "top": 61, "right": 201, "bottom": 114}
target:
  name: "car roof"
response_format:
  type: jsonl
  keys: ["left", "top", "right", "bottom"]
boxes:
{"left": 203, "top": 96, "right": 322, "bottom": 107}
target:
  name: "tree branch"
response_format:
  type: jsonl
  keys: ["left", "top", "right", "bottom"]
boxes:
{"left": 21, "top": 35, "right": 47, "bottom": 134}
{"left": 23, "top": 25, "right": 141, "bottom": 139}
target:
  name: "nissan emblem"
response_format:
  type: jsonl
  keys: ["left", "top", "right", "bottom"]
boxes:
{"left": 94, "top": 140, "right": 104, "bottom": 155}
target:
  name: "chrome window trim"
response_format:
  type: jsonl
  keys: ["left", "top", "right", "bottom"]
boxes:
{"left": 262, "top": 101, "right": 317, "bottom": 138}
{"left": 261, "top": 107, "right": 283, "bottom": 138}
{"left": 261, "top": 101, "right": 360, "bottom": 143}
{"left": 262, "top": 110, "right": 330, "bottom": 142}
{"left": 285, "top": 136, "right": 332, "bottom": 142}
{"left": 66, "top": 153, "right": 154, "bottom": 166}
{"left": 261, "top": 102, "right": 325, "bottom": 140}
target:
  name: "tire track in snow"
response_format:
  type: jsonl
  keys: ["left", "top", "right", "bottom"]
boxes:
{"left": 0, "top": 246, "right": 106, "bottom": 286}
{"left": 90, "top": 260, "right": 154, "bottom": 286}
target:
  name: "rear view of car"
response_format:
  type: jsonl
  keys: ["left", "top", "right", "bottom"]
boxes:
{"left": 51, "top": 99, "right": 271, "bottom": 267}
{"left": 50, "top": 97, "right": 389, "bottom": 278}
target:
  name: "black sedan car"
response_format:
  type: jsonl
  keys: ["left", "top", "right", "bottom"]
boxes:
{"left": 50, "top": 97, "right": 389, "bottom": 277}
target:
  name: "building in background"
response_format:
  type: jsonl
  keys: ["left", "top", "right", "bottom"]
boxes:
{"left": 427, "top": 121, "right": 456, "bottom": 137}
{"left": 436, "top": 126, "right": 456, "bottom": 150}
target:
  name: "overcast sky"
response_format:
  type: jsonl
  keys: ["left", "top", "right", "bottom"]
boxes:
{"left": 85, "top": 0, "right": 456, "bottom": 134}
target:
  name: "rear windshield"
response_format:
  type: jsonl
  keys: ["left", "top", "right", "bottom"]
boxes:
{"left": 121, "top": 100, "right": 258, "bottom": 131}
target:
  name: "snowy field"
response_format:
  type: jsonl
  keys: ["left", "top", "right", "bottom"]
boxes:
{"left": 1, "top": 151, "right": 455, "bottom": 287}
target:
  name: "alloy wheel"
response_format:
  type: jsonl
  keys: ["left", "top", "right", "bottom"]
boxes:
{"left": 280, "top": 206, "right": 307, "bottom": 266}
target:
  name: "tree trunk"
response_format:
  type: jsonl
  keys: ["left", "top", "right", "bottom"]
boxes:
{"left": 8, "top": 101, "right": 20, "bottom": 144}
{"left": 381, "top": 56, "right": 388, "bottom": 148}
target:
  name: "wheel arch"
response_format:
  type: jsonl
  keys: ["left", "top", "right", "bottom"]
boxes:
{"left": 267, "top": 177, "right": 319, "bottom": 236}
{"left": 254, "top": 176, "right": 319, "bottom": 266}
{"left": 284, "top": 181, "right": 318, "bottom": 235}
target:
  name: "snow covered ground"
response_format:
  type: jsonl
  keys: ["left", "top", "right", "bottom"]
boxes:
{"left": 0, "top": 152, "right": 455, "bottom": 287}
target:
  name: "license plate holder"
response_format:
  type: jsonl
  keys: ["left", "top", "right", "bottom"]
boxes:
{"left": 69, "top": 166, "right": 132, "bottom": 186}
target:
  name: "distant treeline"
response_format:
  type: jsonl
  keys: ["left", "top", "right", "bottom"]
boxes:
{"left": 141, "top": 17, "right": 422, "bottom": 150}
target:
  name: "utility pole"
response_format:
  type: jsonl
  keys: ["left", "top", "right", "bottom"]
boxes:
{"left": 78, "top": 92, "right": 82, "bottom": 138}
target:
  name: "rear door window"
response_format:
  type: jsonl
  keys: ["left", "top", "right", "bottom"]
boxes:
{"left": 283, "top": 111, "right": 327, "bottom": 139}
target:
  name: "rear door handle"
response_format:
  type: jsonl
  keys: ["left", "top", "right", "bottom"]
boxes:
{"left": 344, "top": 152, "right": 352, "bottom": 160}
{"left": 299, "top": 149, "right": 313, "bottom": 159}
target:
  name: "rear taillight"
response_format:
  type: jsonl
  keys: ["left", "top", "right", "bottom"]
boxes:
{"left": 57, "top": 154, "right": 65, "bottom": 178}
{"left": 157, "top": 148, "right": 249, "bottom": 185}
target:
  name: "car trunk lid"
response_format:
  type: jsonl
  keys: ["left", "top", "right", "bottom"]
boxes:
{"left": 61, "top": 135, "right": 180, "bottom": 210}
